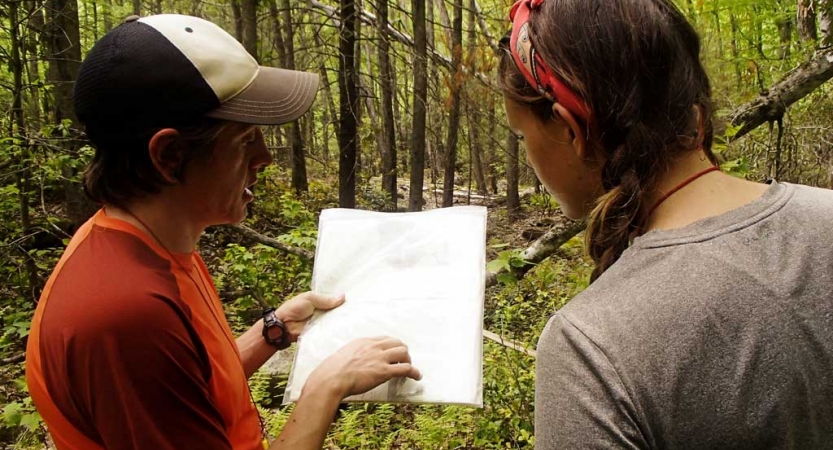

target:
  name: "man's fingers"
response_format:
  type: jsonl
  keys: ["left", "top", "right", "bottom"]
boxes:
{"left": 302, "top": 292, "right": 345, "bottom": 311}
{"left": 373, "top": 337, "right": 405, "bottom": 350}
{"left": 383, "top": 346, "right": 411, "bottom": 364}
{"left": 388, "top": 363, "right": 422, "bottom": 381}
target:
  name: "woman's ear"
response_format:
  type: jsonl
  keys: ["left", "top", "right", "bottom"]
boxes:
{"left": 148, "top": 128, "right": 183, "bottom": 183}
{"left": 551, "top": 102, "right": 587, "bottom": 159}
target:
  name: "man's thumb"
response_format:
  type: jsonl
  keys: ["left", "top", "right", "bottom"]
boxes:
{"left": 307, "top": 292, "right": 346, "bottom": 310}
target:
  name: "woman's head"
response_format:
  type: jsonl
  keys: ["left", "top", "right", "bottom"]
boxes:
{"left": 499, "top": 0, "right": 717, "bottom": 280}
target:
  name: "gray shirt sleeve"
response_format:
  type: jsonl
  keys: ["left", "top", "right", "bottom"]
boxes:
{"left": 535, "top": 314, "right": 648, "bottom": 449}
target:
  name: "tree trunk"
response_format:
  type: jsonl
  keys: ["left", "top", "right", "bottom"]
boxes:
{"left": 9, "top": 0, "right": 39, "bottom": 299}
{"left": 798, "top": 0, "right": 818, "bottom": 43}
{"left": 25, "top": 0, "right": 44, "bottom": 126}
{"left": 267, "top": 0, "right": 285, "bottom": 151}
{"left": 820, "top": 0, "right": 832, "bottom": 46}
{"left": 472, "top": 0, "right": 498, "bottom": 51}
{"left": 466, "top": 0, "right": 486, "bottom": 195}
{"left": 408, "top": 0, "right": 427, "bottom": 211}
{"left": 377, "top": 0, "right": 397, "bottom": 209}
{"left": 442, "top": 0, "right": 463, "bottom": 208}
{"left": 46, "top": 0, "right": 96, "bottom": 226}
{"left": 354, "top": 5, "right": 364, "bottom": 175}
{"left": 361, "top": 43, "right": 381, "bottom": 178}
{"left": 231, "top": 0, "right": 243, "bottom": 41}
{"left": 241, "top": 0, "right": 258, "bottom": 61}
{"left": 467, "top": 102, "right": 486, "bottom": 194}
{"left": 312, "top": 32, "right": 334, "bottom": 166}
{"left": 776, "top": 16, "right": 793, "bottom": 60}
{"left": 280, "top": 0, "right": 308, "bottom": 193}
{"left": 487, "top": 101, "right": 498, "bottom": 194}
{"left": 132, "top": 0, "right": 140, "bottom": 15}
{"left": 103, "top": 0, "right": 112, "bottom": 31}
{"left": 506, "top": 132, "right": 520, "bottom": 218}
{"left": 338, "top": 0, "right": 359, "bottom": 208}
{"left": 729, "top": 12, "right": 742, "bottom": 89}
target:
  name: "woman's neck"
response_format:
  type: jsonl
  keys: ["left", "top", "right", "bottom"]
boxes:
{"left": 105, "top": 198, "right": 204, "bottom": 254}
{"left": 644, "top": 150, "right": 769, "bottom": 232}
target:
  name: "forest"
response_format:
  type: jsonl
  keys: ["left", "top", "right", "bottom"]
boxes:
{"left": 1, "top": 0, "right": 832, "bottom": 448}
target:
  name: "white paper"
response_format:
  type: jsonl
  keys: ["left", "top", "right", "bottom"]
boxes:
{"left": 283, "top": 206, "right": 486, "bottom": 406}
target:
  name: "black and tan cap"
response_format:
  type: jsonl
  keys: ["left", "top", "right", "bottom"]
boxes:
{"left": 73, "top": 14, "right": 319, "bottom": 131}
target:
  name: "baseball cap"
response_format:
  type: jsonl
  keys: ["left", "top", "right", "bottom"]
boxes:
{"left": 73, "top": 14, "right": 319, "bottom": 133}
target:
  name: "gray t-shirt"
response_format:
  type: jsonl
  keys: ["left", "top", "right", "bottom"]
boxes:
{"left": 536, "top": 182, "right": 833, "bottom": 449}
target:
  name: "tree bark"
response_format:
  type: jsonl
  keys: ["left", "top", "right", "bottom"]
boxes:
{"left": 442, "top": 0, "right": 463, "bottom": 208}
{"left": 45, "top": 0, "right": 96, "bottom": 227}
{"left": 776, "top": 16, "right": 793, "bottom": 60}
{"left": 132, "top": 0, "right": 140, "bottom": 15}
{"left": 730, "top": 47, "right": 833, "bottom": 140}
{"left": 506, "top": 132, "right": 520, "bottom": 218}
{"left": 279, "top": 0, "right": 308, "bottom": 193}
{"left": 338, "top": 0, "right": 359, "bottom": 208}
{"left": 798, "top": 0, "right": 818, "bottom": 43}
{"left": 466, "top": 0, "right": 486, "bottom": 195}
{"left": 472, "top": 0, "right": 498, "bottom": 52}
{"left": 377, "top": 0, "right": 397, "bottom": 209}
{"left": 467, "top": 101, "right": 486, "bottom": 194}
{"left": 485, "top": 213, "right": 585, "bottom": 288}
{"left": 241, "top": 0, "right": 259, "bottom": 61}
{"left": 820, "top": 0, "right": 832, "bottom": 46}
{"left": 9, "top": 0, "right": 40, "bottom": 299}
{"left": 231, "top": 0, "right": 243, "bottom": 41}
{"left": 408, "top": 0, "right": 427, "bottom": 211}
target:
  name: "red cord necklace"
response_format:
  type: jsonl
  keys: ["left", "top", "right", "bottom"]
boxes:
{"left": 644, "top": 166, "right": 720, "bottom": 220}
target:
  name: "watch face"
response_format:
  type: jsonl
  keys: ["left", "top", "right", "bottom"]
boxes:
{"left": 266, "top": 325, "right": 284, "bottom": 341}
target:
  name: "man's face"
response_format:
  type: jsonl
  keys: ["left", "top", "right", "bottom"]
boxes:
{"left": 179, "top": 123, "right": 273, "bottom": 227}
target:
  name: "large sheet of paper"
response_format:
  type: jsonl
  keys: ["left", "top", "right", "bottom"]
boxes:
{"left": 283, "top": 206, "right": 487, "bottom": 406}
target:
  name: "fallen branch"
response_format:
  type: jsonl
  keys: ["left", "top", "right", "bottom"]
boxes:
{"left": 1, "top": 353, "right": 25, "bottom": 366}
{"left": 225, "top": 224, "right": 315, "bottom": 261}
{"left": 730, "top": 47, "right": 833, "bottom": 140}
{"left": 483, "top": 329, "right": 537, "bottom": 358}
{"left": 486, "top": 213, "right": 586, "bottom": 288}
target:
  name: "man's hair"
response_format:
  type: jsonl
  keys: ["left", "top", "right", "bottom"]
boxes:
{"left": 83, "top": 118, "right": 231, "bottom": 209}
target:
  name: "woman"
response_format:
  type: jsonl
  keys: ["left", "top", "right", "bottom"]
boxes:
{"left": 499, "top": 0, "right": 833, "bottom": 448}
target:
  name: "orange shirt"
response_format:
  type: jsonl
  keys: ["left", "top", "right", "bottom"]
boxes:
{"left": 26, "top": 209, "right": 263, "bottom": 449}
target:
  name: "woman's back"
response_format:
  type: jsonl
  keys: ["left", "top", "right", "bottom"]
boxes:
{"left": 536, "top": 182, "right": 833, "bottom": 449}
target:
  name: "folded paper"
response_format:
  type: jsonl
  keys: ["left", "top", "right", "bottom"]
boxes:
{"left": 284, "top": 206, "right": 487, "bottom": 406}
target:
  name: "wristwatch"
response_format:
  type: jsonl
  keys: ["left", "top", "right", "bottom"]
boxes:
{"left": 262, "top": 308, "right": 291, "bottom": 350}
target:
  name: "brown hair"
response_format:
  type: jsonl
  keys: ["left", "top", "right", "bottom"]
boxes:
{"left": 83, "top": 118, "right": 231, "bottom": 209}
{"left": 499, "top": 0, "right": 718, "bottom": 281}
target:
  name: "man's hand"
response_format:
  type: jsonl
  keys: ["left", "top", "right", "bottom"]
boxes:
{"left": 275, "top": 292, "right": 345, "bottom": 341}
{"left": 305, "top": 337, "right": 422, "bottom": 399}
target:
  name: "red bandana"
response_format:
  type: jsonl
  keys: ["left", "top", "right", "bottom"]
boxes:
{"left": 509, "top": 0, "right": 591, "bottom": 122}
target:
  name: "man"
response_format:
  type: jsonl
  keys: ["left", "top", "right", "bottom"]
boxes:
{"left": 25, "top": 14, "right": 420, "bottom": 450}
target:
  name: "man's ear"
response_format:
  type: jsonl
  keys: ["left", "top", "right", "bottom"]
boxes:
{"left": 551, "top": 102, "right": 587, "bottom": 159}
{"left": 148, "top": 128, "right": 183, "bottom": 183}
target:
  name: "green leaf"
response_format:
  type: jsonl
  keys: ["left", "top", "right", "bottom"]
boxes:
{"left": 508, "top": 257, "right": 527, "bottom": 268}
{"left": 486, "top": 259, "right": 509, "bottom": 273}
{"left": 19, "top": 412, "right": 41, "bottom": 432}
{"left": 496, "top": 273, "right": 518, "bottom": 286}
{"left": 2, "top": 402, "right": 23, "bottom": 426}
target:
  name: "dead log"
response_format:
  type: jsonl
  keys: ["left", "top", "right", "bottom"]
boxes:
{"left": 730, "top": 47, "right": 833, "bottom": 140}
{"left": 225, "top": 224, "right": 315, "bottom": 260}
{"left": 486, "top": 213, "right": 586, "bottom": 288}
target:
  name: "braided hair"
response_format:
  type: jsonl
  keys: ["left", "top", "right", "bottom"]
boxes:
{"left": 499, "top": 0, "right": 717, "bottom": 281}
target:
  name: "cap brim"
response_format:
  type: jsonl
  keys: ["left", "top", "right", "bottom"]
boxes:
{"left": 206, "top": 67, "right": 319, "bottom": 125}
